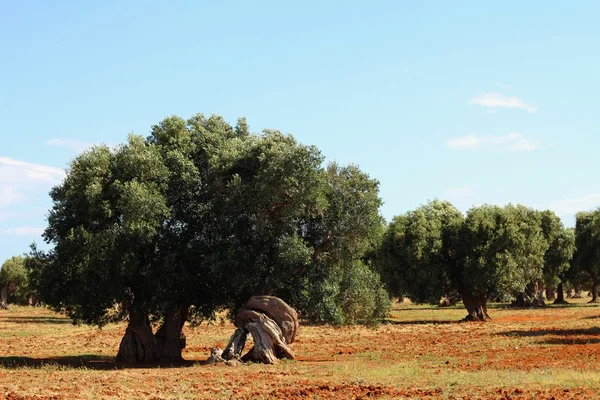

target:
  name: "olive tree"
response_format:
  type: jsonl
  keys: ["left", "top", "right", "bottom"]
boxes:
{"left": 571, "top": 209, "right": 600, "bottom": 302}
{"left": 30, "top": 113, "right": 391, "bottom": 364}
{"left": 0, "top": 256, "right": 30, "bottom": 309}
{"left": 378, "top": 202, "right": 550, "bottom": 321}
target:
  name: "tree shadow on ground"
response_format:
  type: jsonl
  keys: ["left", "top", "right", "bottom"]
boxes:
{"left": 384, "top": 319, "right": 463, "bottom": 325}
{"left": 499, "top": 327, "right": 600, "bottom": 345}
{"left": 501, "top": 327, "right": 600, "bottom": 337}
{"left": 0, "top": 355, "right": 208, "bottom": 370}
{"left": 0, "top": 316, "right": 73, "bottom": 325}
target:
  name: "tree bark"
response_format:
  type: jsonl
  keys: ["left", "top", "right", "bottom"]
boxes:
{"left": 512, "top": 282, "right": 546, "bottom": 308}
{"left": 222, "top": 328, "right": 247, "bottom": 360}
{"left": 0, "top": 286, "right": 7, "bottom": 310}
{"left": 241, "top": 313, "right": 294, "bottom": 364}
{"left": 238, "top": 295, "right": 299, "bottom": 344}
{"left": 116, "top": 306, "right": 160, "bottom": 363}
{"left": 460, "top": 291, "right": 490, "bottom": 321}
{"left": 589, "top": 282, "right": 600, "bottom": 303}
{"left": 154, "top": 305, "right": 189, "bottom": 361}
{"left": 212, "top": 296, "right": 298, "bottom": 365}
{"left": 554, "top": 282, "right": 568, "bottom": 305}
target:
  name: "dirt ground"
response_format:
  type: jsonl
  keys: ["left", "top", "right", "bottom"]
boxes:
{"left": 2, "top": 300, "right": 600, "bottom": 399}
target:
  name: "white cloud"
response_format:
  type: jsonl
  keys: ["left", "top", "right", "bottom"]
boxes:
{"left": 2, "top": 226, "right": 45, "bottom": 236}
{"left": 548, "top": 194, "right": 600, "bottom": 220}
{"left": 470, "top": 92, "right": 538, "bottom": 114}
{"left": 45, "top": 138, "right": 92, "bottom": 153}
{"left": 0, "top": 157, "right": 65, "bottom": 185}
{"left": 0, "top": 186, "right": 23, "bottom": 207}
{"left": 445, "top": 133, "right": 541, "bottom": 152}
{"left": 446, "top": 187, "right": 472, "bottom": 200}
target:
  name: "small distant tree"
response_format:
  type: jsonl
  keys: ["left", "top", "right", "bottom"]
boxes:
{"left": 512, "top": 210, "right": 575, "bottom": 307}
{"left": 0, "top": 256, "right": 29, "bottom": 309}
{"left": 571, "top": 210, "right": 600, "bottom": 303}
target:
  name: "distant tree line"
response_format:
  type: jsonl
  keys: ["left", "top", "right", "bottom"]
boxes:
{"left": 1, "top": 113, "right": 599, "bottom": 363}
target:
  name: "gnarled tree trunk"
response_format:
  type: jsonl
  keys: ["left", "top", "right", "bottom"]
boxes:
{"left": 461, "top": 292, "right": 490, "bottom": 321}
{"left": 117, "top": 303, "right": 189, "bottom": 363}
{"left": 588, "top": 285, "right": 600, "bottom": 303}
{"left": 0, "top": 286, "right": 8, "bottom": 310}
{"left": 554, "top": 282, "right": 568, "bottom": 305}
{"left": 116, "top": 306, "right": 160, "bottom": 363}
{"left": 210, "top": 296, "right": 298, "bottom": 365}
{"left": 512, "top": 282, "right": 546, "bottom": 308}
{"left": 154, "top": 305, "right": 189, "bottom": 361}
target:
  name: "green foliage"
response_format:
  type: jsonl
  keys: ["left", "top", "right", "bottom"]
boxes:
{"left": 296, "top": 261, "right": 390, "bottom": 326}
{"left": 539, "top": 212, "right": 574, "bottom": 287}
{"left": 0, "top": 256, "right": 30, "bottom": 304}
{"left": 31, "top": 113, "right": 389, "bottom": 327}
{"left": 378, "top": 202, "right": 556, "bottom": 306}
{"left": 377, "top": 199, "right": 463, "bottom": 303}
{"left": 460, "top": 204, "right": 549, "bottom": 298}
{"left": 570, "top": 209, "right": 600, "bottom": 289}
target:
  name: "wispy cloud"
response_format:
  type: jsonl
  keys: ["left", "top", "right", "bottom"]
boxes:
{"left": 549, "top": 194, "right": 600, "bottom": 220}
{"left": 445, "top": 133, "right": 541, "bottom": 152}
{"left": 0, "top": 157, "right": 65, "bottom": 185}
{"left": 2, "top": 226, "right": 45, "bottom": 236}
{"left": 446, "top": 187, "right": 472, "bottom": 201}
{"left": 470, "top": 92, "right": 538, "bottom": 114}
{"left": 0, "top": 185, "right": 23, "bottom": 208}
{"left": 45, "top": 138, "right": 92, "bottom": 153}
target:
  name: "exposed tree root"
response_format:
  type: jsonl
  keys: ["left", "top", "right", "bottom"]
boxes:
{"left": 208, "top": 296, "right": 298, "bottom": 365}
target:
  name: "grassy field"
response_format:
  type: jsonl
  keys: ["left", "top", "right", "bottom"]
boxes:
{"left": 2, "top": 300, "right": 600, "bottom": 399}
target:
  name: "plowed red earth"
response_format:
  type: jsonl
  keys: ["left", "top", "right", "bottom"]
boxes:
{"left": 2, "top": 301, "right": 600, "bottom": 399}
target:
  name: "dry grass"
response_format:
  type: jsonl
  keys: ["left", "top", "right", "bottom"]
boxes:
{"left": 2, "top": 300, "right": 600, "bottom": 399}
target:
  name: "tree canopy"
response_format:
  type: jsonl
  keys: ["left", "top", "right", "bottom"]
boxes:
{"left": 29, "top": 113, "right": 390, "bottom": 363}
{"left": 0, "top": 256, "right": 30, "bottom": 308}
{"left": 377, "top": 201, "right": 568, "bottom": 320}
{"left": 570, "top": 209, "right": 600, "bottom": 302}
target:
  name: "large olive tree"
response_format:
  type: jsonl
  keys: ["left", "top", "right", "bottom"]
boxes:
{"left": 30, "top": 113, "right": 390, "bottom": 363}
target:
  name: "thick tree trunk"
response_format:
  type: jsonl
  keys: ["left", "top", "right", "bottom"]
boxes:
{"left": 545, "top": 287, "right": 556, "bottom": 301}
{"left": 154, "top": 305, "right": 189, "bottom": 361}
{"left": 238, "top": 295, "right": 299, "bottom": 344}
{"left": 589, "top": 283, "right": 600, "bottom": 303}
{"left": 554, "top": 282, "right": 568, "bottom": 305}
{"left": 461, "top": 292, "right": 490, "bottom": 321}
{"left": 241, "top": 313, "right": 294, "bottom": 364}
{"left": 512, "top": 282, "right": 546, "bottom": 308}
{"left": 116, "top": 307, "right": 160, "bottom": 363}
{"left": 0, "top": 286, "right": 7, "bottom": 310}
{"left": 211, "top": 296, "right": 298, "bottom": 365}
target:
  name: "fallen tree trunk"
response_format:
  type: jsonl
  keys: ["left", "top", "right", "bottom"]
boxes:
{"left": 209, "top": 296, "right": 298, "bottom": 365}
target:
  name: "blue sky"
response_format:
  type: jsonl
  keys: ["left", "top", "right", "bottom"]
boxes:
{"left": 1, "top": 1, "right": 599, "bottom": 263}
